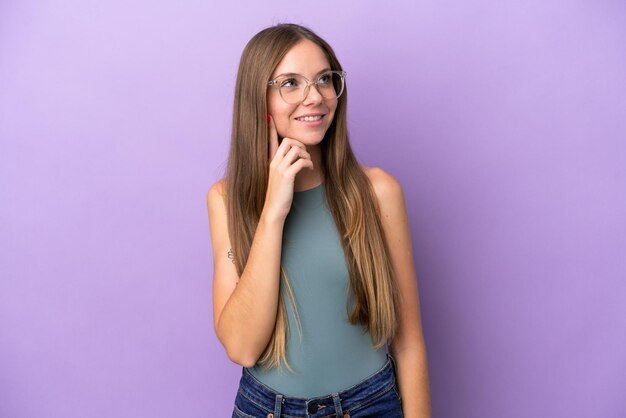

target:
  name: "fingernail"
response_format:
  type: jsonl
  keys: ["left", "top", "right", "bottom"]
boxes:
{"left": 266, "top": 113, "right": 271, "bottom": 123}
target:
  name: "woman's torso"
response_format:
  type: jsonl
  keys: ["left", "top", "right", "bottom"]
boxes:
{"left": 247, "top": 182, "right": 388, "bottom": 398}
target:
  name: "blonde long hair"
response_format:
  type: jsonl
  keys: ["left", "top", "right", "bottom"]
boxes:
{"left": 225, "top": 23, "right": 400, "bottom": 371}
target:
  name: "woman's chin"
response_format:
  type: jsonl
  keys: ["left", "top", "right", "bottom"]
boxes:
{"left": 302, "top": 135, "right": 326, "bottom": 146}
{"left": 282, "top": 131, "right": 326, "bottom": 145}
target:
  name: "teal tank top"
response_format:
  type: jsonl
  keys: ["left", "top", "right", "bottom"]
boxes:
{"left": 247, "top": 182, "right": 388, "bottom": 397}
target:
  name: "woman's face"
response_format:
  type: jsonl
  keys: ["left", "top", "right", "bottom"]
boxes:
{"left": 267, "top": 39, "right": 337, "bottom": 146}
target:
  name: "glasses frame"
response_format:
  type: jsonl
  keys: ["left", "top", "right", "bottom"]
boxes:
{"left": 267, "top": 70, "right": 347, "bottom": 104}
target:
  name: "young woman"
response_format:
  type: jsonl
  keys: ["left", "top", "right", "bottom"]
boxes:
{"left": 207, "top": 23, "right": 431, "bottom": 417}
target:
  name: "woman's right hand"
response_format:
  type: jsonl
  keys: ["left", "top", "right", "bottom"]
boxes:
{"left": 263, "top": 115, "right": 314, "bottom": 222}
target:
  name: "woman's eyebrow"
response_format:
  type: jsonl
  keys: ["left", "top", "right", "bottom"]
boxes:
{"left": 272, "top": 67, "right": 331, "bottom": 79}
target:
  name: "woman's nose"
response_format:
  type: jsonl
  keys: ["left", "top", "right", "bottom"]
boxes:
{"left": 302, "top": 83, "right": 323, "bottom": 105}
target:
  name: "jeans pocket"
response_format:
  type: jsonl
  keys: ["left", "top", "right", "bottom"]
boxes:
{"left": 232, "top": 404, "right": 256, "bottom": 418}
{"left": 234, "top": 389, "right": 272, "bottom": 417}
{"left": 350, "top": 384, "right": 403, "bottom": 417}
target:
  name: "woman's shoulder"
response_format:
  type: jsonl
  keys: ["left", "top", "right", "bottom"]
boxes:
{"left": 208, "top": 177, "right": 228, "bottom": 194}
{"left": 206, "top": 177, "right": 227, "bottom": 209}
{"left": 360, "top": 164, "right": 403, "bottom": 201}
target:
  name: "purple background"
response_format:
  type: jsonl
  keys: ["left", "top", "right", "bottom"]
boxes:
{"left": 1, "top": 1, "right": 625, "bottom": 417}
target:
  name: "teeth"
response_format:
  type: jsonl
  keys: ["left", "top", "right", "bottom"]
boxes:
{"left": 297, "top": 115, "right": 322, "bottom": 122}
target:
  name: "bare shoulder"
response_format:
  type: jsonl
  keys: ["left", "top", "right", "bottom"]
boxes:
{"left": 208, "top": 177, "right": 227, "bottom": 197}
{"left": 362, "top": 165, "right": 404, "bottom": 205}
{"left": 206, "top": 178, "right": 229, "bottom": 247}
{"left": 206, "top": 177, "right": 227, "bottom": 208}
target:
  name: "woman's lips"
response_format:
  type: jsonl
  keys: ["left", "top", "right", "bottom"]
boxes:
{"left": 295, "top": 114, "right": 324, "bottom": 127}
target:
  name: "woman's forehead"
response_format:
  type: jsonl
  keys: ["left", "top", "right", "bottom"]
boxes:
{"left": 271, "top": 39, "right": 330, "bottom": 79}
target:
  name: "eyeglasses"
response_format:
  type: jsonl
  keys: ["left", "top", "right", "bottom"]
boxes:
{"left": 267, "top": 70, "right": 347, "bottom": 104}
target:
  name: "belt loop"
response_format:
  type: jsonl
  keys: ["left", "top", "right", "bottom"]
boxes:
{"left": 331, "top": 392, "right": 343, "bottom": 417}
{"left": 274, "top": 394, "right": 283, "bottom": 417}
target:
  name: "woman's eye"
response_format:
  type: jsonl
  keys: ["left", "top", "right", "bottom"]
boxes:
{"left": 281, "top": 78, "right": 298, "bottom": 88}
{"left": 318, "top": 74, "right": 331, "bottom": 84}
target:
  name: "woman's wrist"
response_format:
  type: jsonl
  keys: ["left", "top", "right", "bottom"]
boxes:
{"left": 259, "top": 208, "right": 286, "bottom": 227}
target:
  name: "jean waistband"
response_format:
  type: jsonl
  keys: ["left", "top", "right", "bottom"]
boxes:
{"left": 237, "top": 352, "right": 398, "bottom": 416}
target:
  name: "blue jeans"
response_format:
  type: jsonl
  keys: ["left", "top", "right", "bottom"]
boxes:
{"left": 232, "top": 352, "right": 403, "bottom": 417}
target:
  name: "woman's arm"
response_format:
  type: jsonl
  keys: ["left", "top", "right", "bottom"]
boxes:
{"left": 365, "top": 166, "right": 432, "bottom": 418}
{"left": 207, "top": 179, "right": 285, "bottom": 367}
{"left": 209, "top": 119, "right": 314, "bottom": 368}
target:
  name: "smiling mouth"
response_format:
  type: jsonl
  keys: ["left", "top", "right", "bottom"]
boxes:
{"left": 295, "top": 115, "right": 324, "bottom": 122}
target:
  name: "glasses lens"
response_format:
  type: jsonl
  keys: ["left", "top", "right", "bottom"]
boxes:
{"left": 278, "top": 72, "right": 345, "bottom": 104}
{"left": 278, "top": 74, "right": 306, "bottom": 104}
{"left": 316, "top": 71, "right": 341, "bottom": 101}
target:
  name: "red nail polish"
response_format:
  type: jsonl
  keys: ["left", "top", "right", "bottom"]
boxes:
{"left": 266, "top": 113, "right": 271, "bottom": 123}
